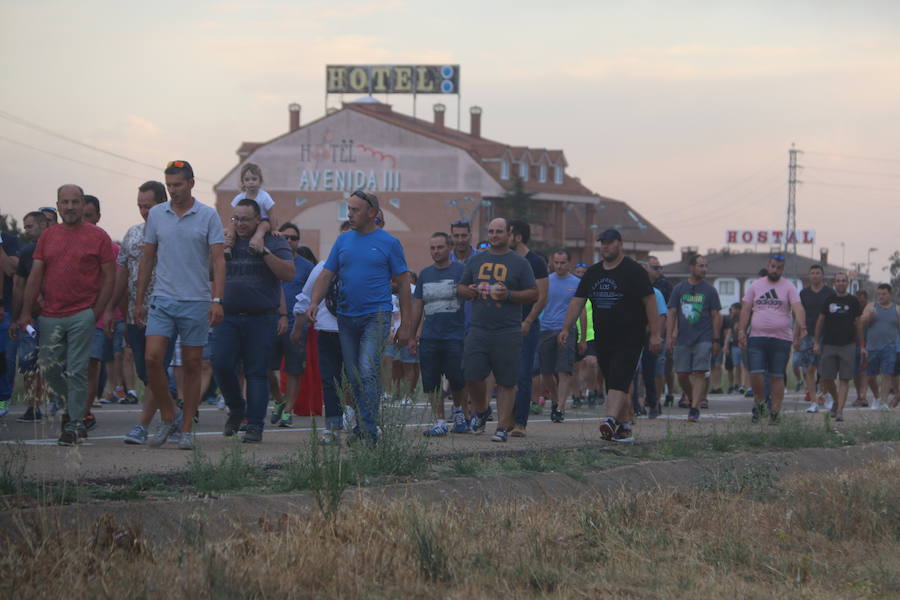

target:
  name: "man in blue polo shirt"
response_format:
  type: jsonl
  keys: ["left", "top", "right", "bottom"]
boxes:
{"left": 134, "top": 160, "right": 225, "bottom": 450}
{"left": 307, "top": 190, "right": 411, "bottom": 444}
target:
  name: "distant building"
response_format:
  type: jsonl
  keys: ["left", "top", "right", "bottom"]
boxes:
{"left": 662, "top": 247, "right": 871, "bottom": 309}
{"left": 214, "top": 100, "right": 673, "bottom": 270}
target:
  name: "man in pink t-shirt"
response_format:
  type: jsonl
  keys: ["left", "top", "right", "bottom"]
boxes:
{"left": 737, "top": 254, "right": 805, "bottom": 423}
{"left": 17, "top": 185, "right": 115, "bottom": 446}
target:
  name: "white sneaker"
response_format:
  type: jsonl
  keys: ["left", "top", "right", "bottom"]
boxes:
{"left": 320, "top": 429, "right": 338, "bottom": 445}
{"left": 216, "top": 395, "right": 226, "bottom": 411}
{"left": 805, "top": 403, "right": 819, "bottom": 413}
{"left": 871, "top": 399, "right": 881, "bottom": 410}
{"left": 823, "top": 394, "right": 834, "bottom": 411}
{"left": 342, "top": 405, "right": 356, "bottom": 432}
{"left": 178, "top": 431, "right": 194, "bottom": 450}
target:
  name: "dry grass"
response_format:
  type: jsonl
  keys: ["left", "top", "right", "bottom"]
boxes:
{"left": 3, "top": 459, "right": 899, "bottom": 599}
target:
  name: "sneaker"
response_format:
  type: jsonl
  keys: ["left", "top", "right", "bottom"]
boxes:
{"left": 835, "top": 412, "right": 844, "bottom": 422}
{"left": 149, "top": 420, "right": 180, "bottom": 447}
{"left": 805, "top": 403, "right": 819, "bottom": 413}
{"left": 470, "top": 410, "right": 489, "bottom": 434}
{"left": 687, "top": 408, "right": 699, "bottom": 423}
{"left": 125, "top": 391, "right": 139, "bottom": 404}
{"left": 423, "top": 423, "right": 449, "bottom": 437}
{"left": 98, "top": 393, "right": 116, "bottom": 404}
{"left": 57, "top": 428, "right": 80, "bottom": 446}
{"left": 242, "top": 428, "right": 262, "bottom": 443}
{"left": 216, "top": 395, "right": 227, "bottom": 411}
{"left": 451, "top": 410, "right": 470, "bottom": 434}
{"left": 744, "top": 389, "right": 754, "bottom": 398}
{"left": 491, "top": 428, "right": 508, "bottom": 442}
{"left": 509, "top": 426, "right": 527, "bottom": 438}
{"left": 0, "top": 400, "right": 8, "bottom": 418}
{"left": 17, "top": 407, "right": 43, "bottom": 423}
{"left": 572, "top": 395, "right": 584, "bottom": 408}
{"left": 342, "top": 405, "right": 356, "bottom": 431}
{"left": 270, "top": 401, "right": 285, "bottom": 425}
{"left": 769, "top": 411, "right": 780, "bottom": 425}
{"left": 612, "top": 424, "right": 635, "bottom": 444}
{"left": 48, "top": 398, "right": 60, "bottom": 416}
{"left": 648, "top": 405, "right": 660, "bottom": 419}
{"left": 599, "top": 417, "right": 617, "bottom": 441}
{"left": 853, "top": 398, "right": 868, "bottom": 407}
{"left": 550, "top": 409, "right": 564, "bottom": 423}
{"left": 484, "top": 405, "right": 494, "bottom": 421}
{"left": 738, "top": 386, "right": 746, "bottom": 394}
{"left": 677, "top": 395, "right": 689, "bottom": 409}
{"left": 320, "top": 429, "right": 339, "bottom": 445}
{"left": 279, "top": 414, "right": 293, "bottom": 428}
{"left": 699, "top": 399, "right": 709, "bottom": 409}
{"left": 84, "top": 413, "right": 97, "bottom": 431}
{"left": 823, "top": 394, "right": 834, "bottom": 411}
{"left": 178, "top": 431, "right": 195, "bottom": 450}
{"left": 871, "top": 399, "right": 882, "bottom": 410}
{"left": 596, "top": 392, "right": 606, "bottom": 406}
{"left": 124, "top": 424, "right": 148, "bottom": 445}
{"left": 223, "top": 414, "right": 243, "bottom": 437}
{"left": 663, "top": 394, "right": 674, "bottom": 407}
{"left": 529, "top": 401, "right": 543, "bottom": 415}
{"left": 751, "top": 404, "right": 762, "bottom": 423}
{"left": 710, "top": 388, "right": 723, "bottom": 395}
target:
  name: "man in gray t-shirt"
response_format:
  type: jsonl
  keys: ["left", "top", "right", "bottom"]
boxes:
{"left": 665, "top": 254, "right": 722, "bottom": 421}
{"left": 458, "top": 218, "right": 537, "bottom": 442}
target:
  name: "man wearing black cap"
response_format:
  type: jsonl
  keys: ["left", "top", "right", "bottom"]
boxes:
{"left": 559, "top": 228, "right": 661, "bottom": 443}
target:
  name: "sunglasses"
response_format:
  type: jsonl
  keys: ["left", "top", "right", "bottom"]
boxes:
{"left": 351, "top": 190, "right": 376, "bottom": 208}
{"left": 575, "top": 263, "right": 587, "bottom": 268}
{"left": 282, "top": 234, "right": 299, "bottom": 241}
{"left": 771, "top": 253, "right": 786, "bottom": 262}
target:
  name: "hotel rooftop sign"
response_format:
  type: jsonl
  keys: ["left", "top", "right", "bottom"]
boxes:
{"left": 326, "top": 65, "right": 460, "bottom": 95}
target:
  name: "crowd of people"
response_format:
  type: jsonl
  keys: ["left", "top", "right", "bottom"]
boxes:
{"left": 1, "top": 161, "right": 897, "bottom": 448}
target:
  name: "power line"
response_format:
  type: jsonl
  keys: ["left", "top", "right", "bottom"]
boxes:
{"left": 0, "top": 108, "right": 216, "bottom": 184}
{"left": 661, "top": 173, "right": 785, "bottom": 228}
{"left": 804, "top": 180, "right": 900, "bottom": 193}
{"left": 804, "top": 150, "right": 900, "bottom": 165}
{"left": 0, "top": 135, "right": 147, "bottom": 180}
{"left": 803, "top": 164, "right": 900, "bottom": 179}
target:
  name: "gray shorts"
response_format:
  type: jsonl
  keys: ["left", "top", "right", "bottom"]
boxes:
{"left": 820, "top": 343, "right": 855, "bottom": 380}
{"left": 538, "top": 328, "right": 577, "bottom": 375}
{"left": 463, "top": 327, "right": 522, "bottom": 387}
{"left": 674, "top": 342, "right": 712, "bottom": 373}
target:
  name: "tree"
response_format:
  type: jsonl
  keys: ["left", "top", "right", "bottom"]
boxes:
{"left": 884, "top": 250, "right": 900, "bottom": 301}
{"left": 0, "top": 213, "right": 24, "bottom": 243}
{"left": 504, "top": 177, "right": 535, "bottom": 221}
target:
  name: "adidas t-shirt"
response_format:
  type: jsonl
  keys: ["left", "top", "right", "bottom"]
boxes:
{"left": 742, "top": 276, "right": 801, "bottom": 342}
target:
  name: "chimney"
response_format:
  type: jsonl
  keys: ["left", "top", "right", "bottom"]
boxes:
{"left": 820, "top": 247, "right": 829, "bottom": 266}
{"left": 433, "top": 103, "right": 446, "bottom": 128}
{"left": 680, "top": 245, "right": 698, "bottom": 264}
{"left": 288, "top": 103, "right": 301, "bottom": 132}
{"left": 469, "top": 106, "right": 482, "bottom": 138}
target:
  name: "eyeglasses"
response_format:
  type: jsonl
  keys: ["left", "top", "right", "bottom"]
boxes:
{"left": 350, "top": 190, "right": 376, "bottom": 208}
{"left": 282, "top": 234, "right": 299, "bottom": 241}
{"left": 575, "top": 263, "right": 587, "bottom": 268}
{"left": 231, "top": 216, "right": 256, "bottom": 223}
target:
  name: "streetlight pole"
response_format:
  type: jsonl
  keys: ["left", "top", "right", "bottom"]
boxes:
{"left": 867, "top": 247, "right": 878, "bottom": 275}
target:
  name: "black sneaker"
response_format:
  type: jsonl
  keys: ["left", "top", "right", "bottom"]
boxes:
{"left": 599, "top": 417, "right": 617, "bottom": 441}
{"left": 751, "top": 404, "right": 761, "bottom": 423}
{"left": 687, "top": 407, "right": 700, "bottom": 423}
{"left": 83, "top": 413, "right": 97, "bottom": 431}
{"left": 596, "top": 392, "right": 606, "bottom": 406}
{"left": 242, "top": 428, "right": 263, "bottom": 443}
{"left": 664, "top": 393, "right": 674, "bottom": 407}
{"left": 612, "top": 424, "right": 635, "bottom": 444}
{"left": 57, "top": 429, "right": 80, "bottom": 446}
{"left": 471, "top": 410, "right": 489, "bottom": 434}
{"left": 17, "top": 407, "right": 43, "bottom": 423}
{"left": 677, "top": 395, "right": 690, "bottom": 409}
{"left": 550, "top": 409, "right": 564, "bottom": 423}
{"left": 768, "top": 411, "right": 780, "bottom": 425}
{"left": 223, "top": 414, "right": 243, "bottom": 437}
{"left": 485, "top": 405, "right": 494, "bottom": 422}
{"left": 648, "top": 404, "right": 660, "bottom": 419}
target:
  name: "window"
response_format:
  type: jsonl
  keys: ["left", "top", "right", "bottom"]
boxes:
{"left": 519, "top": 162, "right": 529, "bottom": 181}
{"left": 718, "top": 280, "right": 735, "bottom": 296}
{"left": 338, "top": 201, "right": 348, "bottom": 221}
{"left": 538, "top": 164, "right": 547, "bottom": 183}
{"left": 500, "top": 160, "right": 510, "bottom": 180}
{"left": 554, "top": 166, "right": 563, "bottom": 184}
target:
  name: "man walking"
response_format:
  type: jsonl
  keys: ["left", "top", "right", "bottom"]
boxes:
{"left": 458, "top": 217, "right": 537, "bottom": 442}
{"left": 738, "top": 254, "right": 805, "bottom": 423}
{"left": 509, "top": 219, "right": 548, "bottom": 435}
{"left": 561, "top": 228, "right": 661, "bottom": 443}
{"left": 538, "top": 250, "right": 581, "bottom": 423}
{"left": 813, "top": 273, "right": 863, "bottom": 421}
{"left": 449, "top": 219, "right": 478, "bottom": 265}
{"left": 410, "top": 232, "right": 469, "bottom": 436}
{"left": 17, "top": 185, "right": 115, "bottom": 445}
{"left": 666, "top": 254, "right": 722, "bottom": 422}
{"left": 861, "top": 283, "right": 900, "bottom": 410}
{"left": 135, "top": 160, "right": 226, "bottom": 450}
{"left": 214, "top": 199, "right": 294, "bottom": 442}
{"left": 797, "top": 264, "right": 833, "bottom": 412}
{"left": 307, "top": 190, "right": 411, "bottom": 444}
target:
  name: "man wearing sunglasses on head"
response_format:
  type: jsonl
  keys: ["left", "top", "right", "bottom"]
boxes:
{"left": 307, "top": 190, "right": 411, "bottom": 445}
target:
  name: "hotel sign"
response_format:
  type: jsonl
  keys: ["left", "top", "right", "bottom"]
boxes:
{"left": 326, "top": 65, "right": 460, "bottom": 94}
{"left": 725, "top": 229, "right": 816, "bottom": 244}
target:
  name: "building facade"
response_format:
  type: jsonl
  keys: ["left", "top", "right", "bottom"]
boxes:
{"left": 215, "top": 100, "right": 673, "bottom": 271}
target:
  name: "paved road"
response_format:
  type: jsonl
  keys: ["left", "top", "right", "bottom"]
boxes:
{"left": 1, "top": 390, "right": 894, "bottom": 482}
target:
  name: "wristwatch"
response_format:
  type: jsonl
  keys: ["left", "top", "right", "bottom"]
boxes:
{"left": 212, "top": 297, "right": 222, "bottom": 304}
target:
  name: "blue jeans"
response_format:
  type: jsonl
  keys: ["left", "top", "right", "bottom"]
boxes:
{"left": 317, "top": 330, "right": 345, "bottom": 431}
{"left": 337, "top": 311, "right": 391, "bottom": 440}
{"left": 0, "top": 319, "right": 16, "bottom": 402}
{"left": 514, "top": 319, "right": 541, "bottom": 427}
{"left": 212, "top": 313, "right": 278, "bottom": 430}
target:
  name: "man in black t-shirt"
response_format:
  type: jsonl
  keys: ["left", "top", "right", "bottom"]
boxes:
{"left": 560, "top": 228, "right": 661, "bottom": 443}
{"left": 797, "top": 264, "right": 833, "bottom": 411}
{"left": 813, "top": 272, "right": 862, "bottom": 421}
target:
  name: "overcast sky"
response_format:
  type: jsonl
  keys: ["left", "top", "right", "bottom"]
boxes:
{"left": 2, "top": 0, "right": 899, "bottom": 276}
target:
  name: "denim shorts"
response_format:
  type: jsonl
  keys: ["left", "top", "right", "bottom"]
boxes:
{"left": 146, "top": 296, "right": 210, "bottom": 347}
{"left": 747, "top": 336, "right": 792, "bottom": 376}
{"left": 89, "top": 322, "right": 125, "bottom": 361}
{"left": 730, "top": 346, "right": 742, "bottom": 371}
{"left": 386, "top": 342, "right": 418, "bottom": 364}
{"left": 792, "top": 335, "right": 819, "bottom": 368}
{"left": 674, "top": 342, "right": 712, "bottom": 373}
{"left": 866, "top": 345, "right": 896, "bottom": 376}
{"left": 17, "top": 328, "right": 39, "bottom": 374}
{"left": 270, "top": 330, "right": 306, "bottom": 375}
{"left": 419, "top": 338, "right": 465, "bottom": 393}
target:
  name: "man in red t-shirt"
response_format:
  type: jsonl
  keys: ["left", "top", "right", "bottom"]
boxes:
{"left": 17, "top": 184, "right": 115, "bottom": 445}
